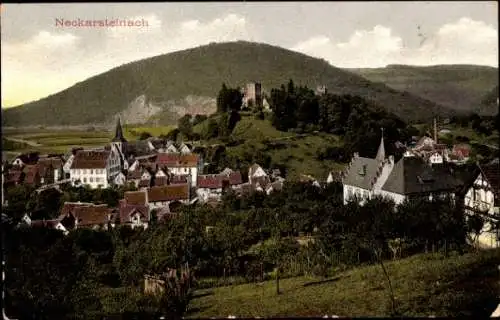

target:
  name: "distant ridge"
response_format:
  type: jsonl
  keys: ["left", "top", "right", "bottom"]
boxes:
{"left": 3, "top": 41, "right": 459, "bottom": 127}
{"left": 347, "top": 64, "right": 498, "bottom": 115}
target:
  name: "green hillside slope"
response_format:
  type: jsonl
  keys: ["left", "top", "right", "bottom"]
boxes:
{"left": 347, "top": 64, "right": 498, "bottom": 115}
{"left": 3, "top": 41, "right": 454, "bottom": 127}
{"left": 188, "top": 250, "right": 500, "bottom": 318}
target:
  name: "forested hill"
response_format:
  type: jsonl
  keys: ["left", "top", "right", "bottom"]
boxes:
{"left": 347, "top": 64, "right": 498, "bottom": 115}
{"left": 2, "top": 41, "right": 455, "bottom": 127}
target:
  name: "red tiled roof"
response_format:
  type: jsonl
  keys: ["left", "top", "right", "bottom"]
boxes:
{"left": 197, "top": 171, "right": 243, "bottom": 189}
{"left": 119, "top": 200, "right": 149, "bottom": 224}
{"left": 156, "top": 153, "right": 198, "bottom": 167}
{"left": 37, "top": 157, "right": 63, "bottom": 176}
{"left": 124, "top": 191, "right": 147, "bottom": 206}
{"left": 71, "top": 150, "right": 110, "bottom": 169}
{"left": 452, "top": 144, "right": 471, "bottom": 157}
{"left": 170, "top": 174, "right": 189, "bottom": 184}
{"left": 148, "top": 184, "right": 189, "bottom": 202}
{"left": 72, "top": 204, "right": 112, "bottom": 227}
{"left": 197, "top": 174, "right": 224, "bottom": 189}
{"left": 227, "top": 171, "right": 243, "bottom": 185}
{"left": 59, "top": 202, "right": 94, "bottom": 219}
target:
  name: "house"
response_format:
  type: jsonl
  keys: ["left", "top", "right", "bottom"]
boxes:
{"left": 119, "top": 191, "right": 150, "bottom": 229}
{"left": 153, "top": 168, "right": 169, "bottom": 186}
{"left": 128, "top": 159, "right": 140, "bottom": 172}
{"left": 299, "top": 174, "right": 321, "bottom": 188}
{"left": 113, "top": 171, "right": 127, "bottom": 186}
{"left": 70, "top": 149, "right": 121, "bottom": 189}
{"left": 178, "top": 143, "right": 192, "bottom": 154}
{"left": 265, "top": 179, "right": 284, "bottom": 195}
{"left": 12, "top": 152, "right": 39, "bottom": 167}
{"left": 138, "top": 170, "right": 153, "bottom": 188}
{"left": 326, "top": 171, "right": 343, "bottom": 184}
{"left": 248, "top": 163, "right": 270, "bottom": 188}
{"left": 426, "top": 151, "right": 444, "bottom": 165}
{"left": 29, "top": 219, "right": 69, "bottom": 235}
{"left": 463, "top": 163, "right": 500, "bottom": 248}
{"left": 342, "top": 133, "right": 395, "bottom": 205}
{"left": 448, "top": 144, "right": 471, "bottom": 164}
{"left": 196, "top": 170, "right": 243, "bottom": 202}
{"left": 59, "top": 202, "right": 114, "bottom": 230}
{"left": 37, "top": 156, "right": 64, "bottom": 184}
{"left": 164, "top": 141, "right": 179, "bottom": 153}
{"left": 147, "top": 183, "right": 190, "bottom": 210}
{"left": 156, "top": 153, "right": 201, "bottom": 187}
{"left": 377, "top": 156, "right": 460, "bottom": 206}
{"left": 23, "top": 165, "right": 41, "bottom": 187}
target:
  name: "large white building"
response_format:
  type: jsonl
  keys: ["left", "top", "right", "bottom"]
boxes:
{"left": 342, "top": 133, "right": 460, "bottom": 206}
{"left": 69, "top": 148, "right": 122, "bottom": 189}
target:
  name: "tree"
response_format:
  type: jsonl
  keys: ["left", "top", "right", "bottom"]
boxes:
{"left": 163, "top": 128, "right": 180, "bottom": 141}
{"left": 193, "top": 114, "right": 208, "bottom": 126}
{"left": 139, "top": 131, "right": 152, "bottom": 140}
{"left": 204, "top": 119, "right": 219, "bottom": 139}
{"left": 177, "top": 115, "right": 193, "bottom": 139}
{"left": 217, "top": 84, "right": 243, "bottom": 113}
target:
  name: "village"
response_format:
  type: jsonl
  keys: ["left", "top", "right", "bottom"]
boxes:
{"left": 2, "top": 105, "right": 499, "bottom": 249}
{"left": 2, "top": 3, "right": 500, "bottom": 315}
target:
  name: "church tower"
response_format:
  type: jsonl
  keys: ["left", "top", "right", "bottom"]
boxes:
{"left": 112, "top": 116, "right": 127, "bottom": 156}
{"left": 375, "top": 128, "right": 386, "bottom": 162}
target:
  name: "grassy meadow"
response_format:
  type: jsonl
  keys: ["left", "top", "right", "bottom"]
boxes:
{"left": 187, "top": 249, "right": 500, "bottom": 318}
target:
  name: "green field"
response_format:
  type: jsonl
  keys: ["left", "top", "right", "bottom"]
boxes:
{"left": 195, "top": 115, "right": 346, "bottom": 179}
{"left": 1, "top": 125, "right": 175, "bottom": 161}
{"left": 187, "top": 250, "right": 500, "bottom": 318}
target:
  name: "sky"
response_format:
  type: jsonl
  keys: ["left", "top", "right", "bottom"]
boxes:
{"left": 1, "top": 2, "right": 498, "bottom": 108}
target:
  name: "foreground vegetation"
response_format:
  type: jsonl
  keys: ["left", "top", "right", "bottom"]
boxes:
{"left": 3, "top": 179, "right": 500, "bottom": 318}
{"left": 188, "top": 249, "right": 500, "bottom": 318}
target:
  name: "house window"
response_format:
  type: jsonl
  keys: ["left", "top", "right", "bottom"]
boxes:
{"left": 90, "top": 169, "right": 94, "bottom": 174}
{"left": 83, "top": 177, "right": 87, "bottom": 183}
{"left": 347, "top": 187, "right": 353, "bottom": 199}
{"left": 90, "top": 177, "right": 94, "bottom": 183}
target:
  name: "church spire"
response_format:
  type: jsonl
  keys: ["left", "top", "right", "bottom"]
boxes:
{"left": 112, "top": 116, "right": 127, "bottom": 143}
{"left": 375, "top": 128, "right": 385, "bottom": 161}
